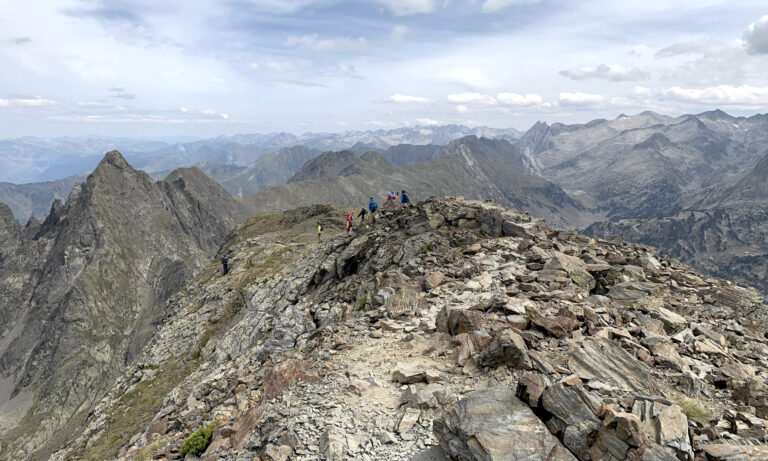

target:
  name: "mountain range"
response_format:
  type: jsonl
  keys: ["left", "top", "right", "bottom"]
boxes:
{"left": 6, "top": 110, "right": 768, "bottom": 301}
{"left": 2, "top": 109, "right": 768, "bottom": 459}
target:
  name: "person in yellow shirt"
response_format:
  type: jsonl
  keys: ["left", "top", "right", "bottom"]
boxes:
{"left": 317, "top": 223, "right": 323, "bottom": 242}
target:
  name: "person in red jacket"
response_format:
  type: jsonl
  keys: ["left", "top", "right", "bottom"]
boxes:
{"left": 346, "top": 211, "right": 354, "bottom": 234}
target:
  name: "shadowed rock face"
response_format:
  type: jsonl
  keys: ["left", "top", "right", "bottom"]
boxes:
{"left": 0, "top": 151, "right": 252, "bottom": 459}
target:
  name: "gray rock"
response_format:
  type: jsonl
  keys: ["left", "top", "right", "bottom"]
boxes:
{"left": 434, "top": 387, "right": 577, "bottom": 460}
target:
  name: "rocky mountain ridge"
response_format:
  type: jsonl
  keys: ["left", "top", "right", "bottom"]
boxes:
{"left": 36, "top": 197, "right": 768, "bottom": 461}
{"left": 0, "top": 152, "right": 253, "bottom": 459}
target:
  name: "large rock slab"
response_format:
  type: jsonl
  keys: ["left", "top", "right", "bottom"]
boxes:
{"left": 568, "top": 338, "right": 652, "bottom": 394}
{"left": 544, "top": 251, "right": 596, "bottom": 291}
{"left": 702, "top": 443, "right": 768, "bottom": 460}
{"left": 434, "top": 387, "right": 577, "bottom": 461}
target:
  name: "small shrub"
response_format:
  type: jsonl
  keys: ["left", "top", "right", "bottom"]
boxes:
{"left": 180, "top": 423, "right": 217, "bottom": 457}
{"left": 421, "top": 243, "right": 432, "bottom": 254}
{"left": 670, "top": 395, "right": 715, "bottom": 425}
{"left": 357, "top": 295, "right": 367, "bottom": 311}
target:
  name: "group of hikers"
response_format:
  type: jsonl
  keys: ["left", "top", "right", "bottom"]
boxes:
{"left": 317, "top": 190, "right": 411, "bottom": 242}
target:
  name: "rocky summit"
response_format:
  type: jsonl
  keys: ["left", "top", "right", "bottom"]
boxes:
{"left": 34, "top": 196, "right": 768, "bottom": 461}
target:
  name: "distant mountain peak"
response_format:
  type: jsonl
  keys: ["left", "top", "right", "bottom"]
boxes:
{"left": 288, "top": 150, "right": 361, "bottom": 183}
{"left": 697, "top": 109, "right": 733, "bottom": 120}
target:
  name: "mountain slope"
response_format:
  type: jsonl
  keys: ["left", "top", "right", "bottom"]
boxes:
{"left": 245, "top": 136, "right": 587, "bottom": 228}
{"left": 47, "top": 197, "right": 768, "bottom": 461}
{"left": 586, "top": 148, "right": 768, "bottom": 295}
{"left": 0, "top": 151, "right": 253, "bottom": 459}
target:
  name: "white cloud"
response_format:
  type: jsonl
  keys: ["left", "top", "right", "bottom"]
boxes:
{"left": 414, "top": 117, "right": 440, "bottom": 126}
{"left": 0, "top": 97, "right": 57, "bottom": 107}
{"left": 482, "top": 0, "right": 540, "bottom": 13}
{"left": 366, "top": 120, "right": 387, "bottom": 127}
{"left": 447, "top": 92, "right": 496, "bottom": 105}
{"left": 376, "top": 0, "right": 435, "bottom": 15}
{"left": 285, "top": 34, "right": 368, "bottom": 52}
{"left": 558, "top": 92, "right": 604, "bottom": 105}
{"left": 388, "top": 93, "right": 430, "bottom": 103}
{"left": 559, "top": 64, "right": 650, "bottom": 82}
{"left": 655, "top": 39, "right": 721, "bottom": 58}
{"left": 743, "top": 15, "right": 768, "bottom": 55}
{"left": 496, "top": 92, "right": 542, "bottom": 106}
{"left": 635, "top": 86, "right": 653, "bottom": 97}
{"left": 661, "top": 85, "right": 768, "bottom": 105}
{"left": 455, "top": 104, "right": 470, "bottom": 114}
{"left": 390, "top": 25, "right": 409, "bottom": 42}
{"left": 440, "top": 67, "right": 490, "bottom": 90}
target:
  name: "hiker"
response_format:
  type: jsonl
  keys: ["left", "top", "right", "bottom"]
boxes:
{"left": 317, "top": 222, "right": 323, "bottom": 242}
{"left": 401, "top": 190, "right": 410, "bottom": 205}
{"left": 368, "top": 197, "right": 378, "bottom": 212}
{"left": 346, "top": 211, "right": 354, "bottom": 233}
{"left": 359, "top": 208, "right": 367, "bottom": 224}
{"left": 221, "top": 254, "right": 229, "bottom": 276}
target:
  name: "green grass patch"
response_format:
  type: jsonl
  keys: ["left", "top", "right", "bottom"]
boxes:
{"left": 421, "top": 243, "right": 432, "bottom": 254}
{"left": 74, "top": 358, "right": 194, "bottom": 461}
{"left": 357, "top": 295, "right": 367, "bottom": 311}
{"left": 669, "top": 394, "right": 716, "bottom": 425}
{"left": 135, "top": 439, "right": 167, "bottom": 461}
{"left": 180, "top": 422, "right": 218, "bottom": 457}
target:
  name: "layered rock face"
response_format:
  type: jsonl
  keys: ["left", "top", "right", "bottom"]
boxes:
{"left": 0, "top": 151, "right": 252, "bottom": 459}
{"left": 47, "top": 197, "right": 768, "bottom": 461}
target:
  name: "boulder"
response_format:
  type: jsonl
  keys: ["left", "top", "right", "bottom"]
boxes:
{"left": 477, "top": 328, "right": 532, "bottom": 370}
{"left": 539, "top": 383, "right": 601, "bottom": 459}
{"left": 393, "top": 363, "right": 429, "bottom": 384}
{"left": 434, "top": 387, "right": 577, "bottom": 461}
{"left": 516, "top": 372, "right": 550, "bottom": 408}
{"left": 544, "top": 251, "right": 596, "bottom": 291}
{"left": 453, "top": 331, "right": 493, "bottom": 366}
{"left": 397, "top": 408, "right": 422, "bottom": 433}
{"left": 319, "top": 427, "right": 347, "bottom": 461}
{"left": 732, "top": 379, "right": 768, "bottom": 419}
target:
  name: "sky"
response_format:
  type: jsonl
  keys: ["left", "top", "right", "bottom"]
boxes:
{"left": 1, "top": 0, "right": 767, "bottom": 138}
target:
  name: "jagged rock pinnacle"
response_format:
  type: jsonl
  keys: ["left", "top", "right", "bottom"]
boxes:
{"left": 95, "top": 150, "right": 132, "bottom": 173}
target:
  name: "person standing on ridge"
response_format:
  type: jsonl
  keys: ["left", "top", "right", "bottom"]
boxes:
{"left": 401, "top": 190, "right": 410, "bottom": 206}
{"left": 346, "top": 211, "right": 354, "bottom": 234}
{"left": 359, "top": 208, "right": 367, "bottom": 224}
{"left": 221, "top": 254, "right": 229, "bottom": 276}
{"left": 369, "top": 197, "right": 378, "bottom": 213}
{"left": 317, "top": 222, "right": 323, "bottom": 242}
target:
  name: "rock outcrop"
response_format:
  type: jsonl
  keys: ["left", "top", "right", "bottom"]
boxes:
{"left": 38, "top": 197, "right": 768, "bottom": 461}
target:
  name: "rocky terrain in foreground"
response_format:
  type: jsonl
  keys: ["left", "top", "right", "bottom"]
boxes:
{"left": 44, "top": 197, "right": 768, "bottom": 461}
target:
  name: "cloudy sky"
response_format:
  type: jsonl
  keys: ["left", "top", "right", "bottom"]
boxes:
{"left": 1, "top": 0, "right": 767, "bottom": 138}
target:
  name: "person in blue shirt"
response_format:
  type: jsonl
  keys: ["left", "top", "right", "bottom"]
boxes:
{"left": 401, "top": 190, "right": 410, "bottom": 205}
{"left": 369, "top": 197, "right": 379, "bottom": 212}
